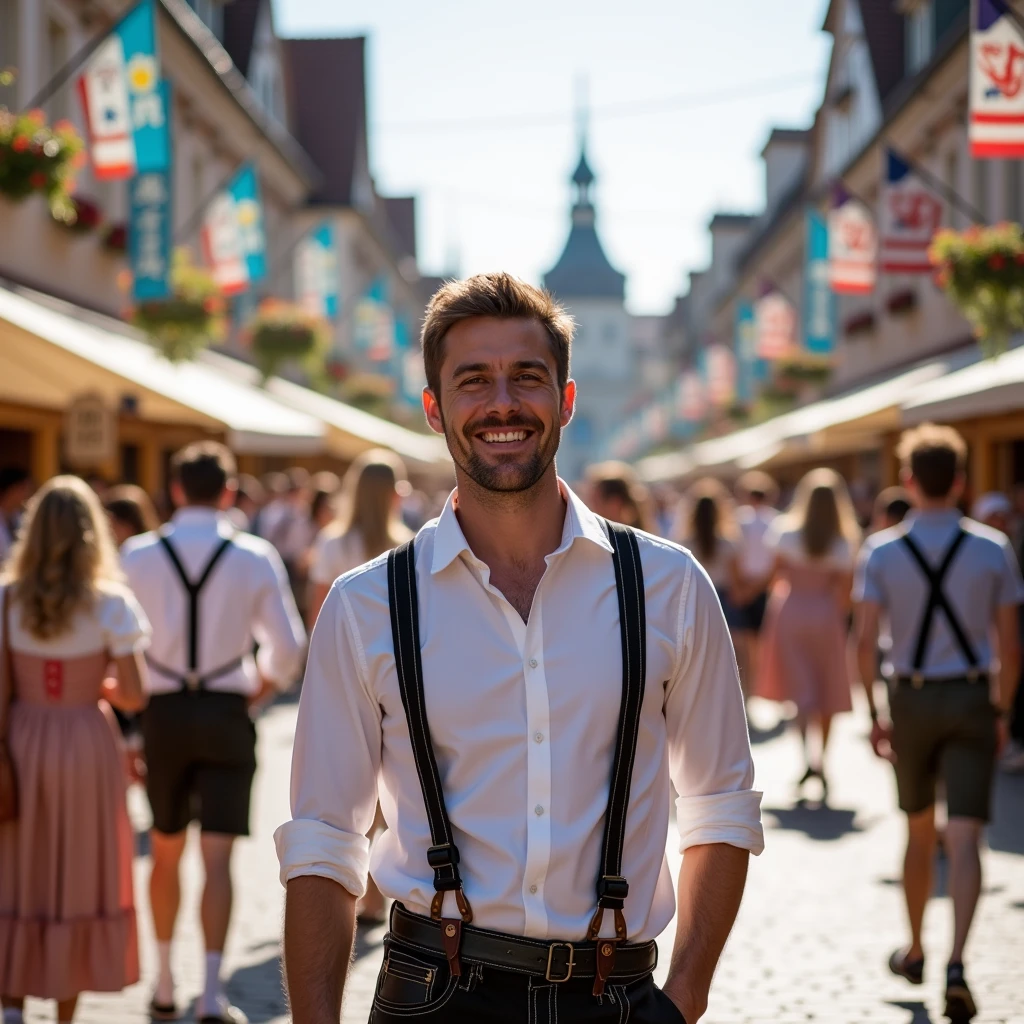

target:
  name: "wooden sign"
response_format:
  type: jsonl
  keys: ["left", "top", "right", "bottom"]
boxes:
{"left": 64, "top": 393, "right": 116, "bottom": 468}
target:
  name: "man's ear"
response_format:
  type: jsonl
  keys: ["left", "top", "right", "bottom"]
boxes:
{"left": 423, "top": 388, "right": 444, "bottom": 435}
{"left": 560, "top": 379, "right": 577, "bottom": 428}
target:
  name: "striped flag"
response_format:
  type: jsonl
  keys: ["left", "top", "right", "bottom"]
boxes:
{"left": 202, "top": 193, "right": 249, "bottom": 295}
{"left": 754, "top": 289, "right": 796, "bottom": 360}
{"left": 970, "top": 0, "right": 1024, "bottom": 157}
{"left": 828, "top": 187, "right": 877, "bottom": 294}
{"left": 880, "top": 150, "right": 943, "bottom": 274}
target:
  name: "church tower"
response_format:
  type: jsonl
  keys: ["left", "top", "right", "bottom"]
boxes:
{"left": 544, "top": 133, "right": 631, "bottom": 481}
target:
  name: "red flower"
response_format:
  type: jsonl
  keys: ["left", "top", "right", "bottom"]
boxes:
{"left": 11, "top": 135, "right": 28, "bottom": 152}
{"left": 989, "top": 254, "right": 1006, "bottom": 270}
{"left": 1016, "top": 253, "right": 1024, "bottom": 266}
{"left": 29, "top": 171, "right": 47, "bottom": 188}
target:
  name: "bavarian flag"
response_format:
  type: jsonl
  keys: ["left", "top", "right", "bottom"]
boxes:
{"left": 78, "top": 0, "right": 169, "bottom": 179}
{"left": 970, "top": 0, "right": 1024, "bottom": 157}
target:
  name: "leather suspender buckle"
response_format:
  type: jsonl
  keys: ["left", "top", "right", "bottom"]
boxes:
{"left": 597, "top": 875, "right": 629, "bottom": 903}
{"left": 183, "top": 671, "right": 202, "bottom": 691}
{"left": 545, "top": 942, "right": 576, "bottom": 982}
{"left": 911, "top": 673, "right": 924, "bottom": 690}
{"left": 427, "top": 843, "right": 459, "bottom": 870}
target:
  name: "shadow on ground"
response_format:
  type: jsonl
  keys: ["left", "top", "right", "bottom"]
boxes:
{"left": 887, "top": 1000, "right": 935, "bottom": 1023}
{"left": 987, "top": 773, "right": 1024, "bottom": 855}
{"left": 762, "top": 804, "right": 864, "bottom": 841}
{"left": 748, "top": 718, "right": 787, "bottom": 745}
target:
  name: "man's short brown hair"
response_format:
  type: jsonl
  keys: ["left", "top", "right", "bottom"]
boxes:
{"left": 897, "top": 423, "right": 967, "bottom": 499}
{"left": 171, "top": 441, "right": 237, "bottom": 505}
{"left": 420, "top": 273, "right": 574, "bottom": 399}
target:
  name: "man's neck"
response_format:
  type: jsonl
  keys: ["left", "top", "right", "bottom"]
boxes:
{"left": 452, "top": 467, "right": 566, "bottom": 573}
{"left": 916, "top": 498, "right": 958, "bottom": 514}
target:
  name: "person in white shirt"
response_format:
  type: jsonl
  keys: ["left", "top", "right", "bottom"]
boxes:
{"left": 277, "top": 273, "right": 763, "bottom": 1024}
{"left": 732, "top": 471, "right": 778, "bottom": 694}
{"left": 122, "top": 442, "right": 306, "bottom": 1024}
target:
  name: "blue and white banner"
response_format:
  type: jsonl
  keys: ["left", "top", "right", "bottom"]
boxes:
{"left": 970, "top": 0, "right": 1024, "bottom": 157}
{"left": 804, "top": 209, "right": 837, "bottom": 356}
{"left": 129, "top": 167, "right": 172, "bottom": 301}
{"left": 78, "top": 0, "right": 169, "bottom": 179}
{"left": 295, "top": 222, "right": 338, "bottom": 320}
{"left": 735, "top": 300, "right": 767, "bottom": 403}
{"left": 228, "top": 163, "right": 267, "bottom": 283}
{"left": 354, "top": 277, "right": 394, "bottom": 361}
{"left": 202, "top": 191, "right": 248, "bottom": 296}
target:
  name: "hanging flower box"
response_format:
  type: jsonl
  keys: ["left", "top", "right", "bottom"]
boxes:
{"left": 101, "top": 222, "right": 127, "bottom": 252}
{"left": 772, "top": 353, "right": 833, "bottom": 391}
{"left": 930, "top": 222, "right": 1024, "bottom": 357}
{"left": 844, "top": 310, "right": 876, "bottom": 337}
{"left": 245, "top": 299, "right": 328, "bottom": 381}
{"left": 886, "top": 288, "right": 918, "bottom": 316}
{"left": 129, "top": 248, "right": 225, "bottom": 362}
{"left": 59, "top": 194, "right": 102, "bottom": 234}
{"left": 0, "top": 108, "right": 83, "bottom": 223}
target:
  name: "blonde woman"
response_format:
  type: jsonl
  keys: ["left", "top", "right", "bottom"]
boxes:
{"left": 0, "top": 477, "right": 150, "bottom": 1024}
{"left": 307, "top": 450, "right": 413, "bottom": 629}
{"left": 755, "top": 468, "right": 861, "bottom": 797}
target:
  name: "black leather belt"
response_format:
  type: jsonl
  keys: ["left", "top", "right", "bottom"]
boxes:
{"left": 895, "top": 672, "right": 988, "bottom": 689}
{"left": 389, "top": 904, "right": 658, "bottom": 983}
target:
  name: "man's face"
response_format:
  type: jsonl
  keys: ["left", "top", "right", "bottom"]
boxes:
{"left": 424, "top": 317, "right": 575, "bottom": 494}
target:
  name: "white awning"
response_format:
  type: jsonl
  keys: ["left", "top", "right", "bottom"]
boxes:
{"left": 0, "top": 284, "right": 325, "bottom": 456}
{"left": 901, "top": 344, "right": 1024, "bottom": 424}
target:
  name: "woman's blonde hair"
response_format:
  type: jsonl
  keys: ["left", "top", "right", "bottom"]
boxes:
{"left": 784, "top": 468, "right": 861, "bottom": 558}
{"left": 334, "top": 450, "right": 412, "bottom": 559}
{"left": 3, "top": 475, "right": 123, "bottom": 639}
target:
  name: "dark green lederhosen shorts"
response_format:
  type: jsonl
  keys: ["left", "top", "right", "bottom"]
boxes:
{"left": 889, "top": 677, "right": 998, "bottom": 821}
{"left": 141, "top": 690, "right": 257, "bottom": 836}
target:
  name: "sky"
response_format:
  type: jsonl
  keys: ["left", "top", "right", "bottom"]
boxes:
{"left": 274, "top": 0, "right": 834, "bottom": 315}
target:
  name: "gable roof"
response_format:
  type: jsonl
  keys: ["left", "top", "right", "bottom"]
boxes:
{"left": 283, "top": 36, "right": 370, "bottom": 206}
{"left": 822, "top": 0, "right": 906, "bottom": 103}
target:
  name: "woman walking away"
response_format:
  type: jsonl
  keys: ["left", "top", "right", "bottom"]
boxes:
{"left": 104, "top": 485, "right": 160, "bottom": 548}
{"left": 0, "top": 476, "right": 150, "bottom": 1024}
{"left": 675, "top": 478, "right": 743, "bottom": 634}
{"left": 756, "top": 468, "right": 860, "bottom": 799}
{"left": 307, "top": 451, "right": 411, "bottom": 629}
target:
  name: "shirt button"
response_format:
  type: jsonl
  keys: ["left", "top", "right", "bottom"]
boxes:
{"left": 535, "top": 804, "right": 545, "bottom": 816}
{"left": 529, "top": 884, "right": 538, "bottom": 894}
{"left": 529, "top": 658, "right": 538, "bottom": 669}
{"left": 534, "top": 732, "right": 544, "bottom": 743}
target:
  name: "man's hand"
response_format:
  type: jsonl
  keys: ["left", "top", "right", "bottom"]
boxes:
{"left": 870, "top": 718, "right": 895, "bottom": 763}
{"left": 663, "top": 982, "right": 705, "bottom": 1024}
{"left": 248, "top": 676, "right": 277, "bottom": 713}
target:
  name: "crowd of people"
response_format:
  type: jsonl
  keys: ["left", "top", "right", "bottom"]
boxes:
{"left": 0, "top": 414, "right": 1021, "bottom": 1021}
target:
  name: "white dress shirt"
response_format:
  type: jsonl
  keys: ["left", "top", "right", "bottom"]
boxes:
{"left": 122, "top": 507, "right": 306, "bottom": 695}
{"left": 736, "top": 505, "right": 778, "bottom": 580}
{"left": 308, "top": 529, "right": 367, "bottom": 586}
{"left": 276, "top": 483, "right": 763, "bottom": 942}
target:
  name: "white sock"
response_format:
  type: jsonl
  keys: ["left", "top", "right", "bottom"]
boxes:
{"left": 201, "top": 950, "right": 224, "bottom": 1014}
{"left": 155, "top": 939, "right": 174, "bottom": 1004}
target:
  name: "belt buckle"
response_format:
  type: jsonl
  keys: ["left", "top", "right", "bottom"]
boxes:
{"left": 545, "top": 942, "right": 575, "bottom": 983}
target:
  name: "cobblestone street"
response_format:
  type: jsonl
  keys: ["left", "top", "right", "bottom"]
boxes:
{"left": 22, "top": 693, "right": 1024, "bottom": 1024}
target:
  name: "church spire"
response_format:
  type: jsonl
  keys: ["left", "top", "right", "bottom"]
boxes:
{"left": 571, "top": 75, "right": 594, "bottom": 206}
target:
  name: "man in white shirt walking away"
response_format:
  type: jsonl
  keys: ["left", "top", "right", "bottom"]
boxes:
{"left": 123, "top": 442, "right": 306, "bottom": 1024}
{"left": 277, "top": 273, "right": 763, "bottom": 1024}
{"left": 733, "top": 471, "right": 778, "bottom": 695}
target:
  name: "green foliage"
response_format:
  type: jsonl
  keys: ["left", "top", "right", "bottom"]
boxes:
{"left": 245, "top": 300, "right": 329, "bottom": 381}
{"left": 930, "top": 222, "right": 1024, "bottom": 357}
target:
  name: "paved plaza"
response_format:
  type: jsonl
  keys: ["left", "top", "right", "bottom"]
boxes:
{"left": 20, "top": 693, "right": 1024, "bottom": 1024}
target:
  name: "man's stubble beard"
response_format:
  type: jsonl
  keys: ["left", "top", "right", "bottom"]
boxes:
{"left": 440, "top": 409, "right": 561, "bottom": 496}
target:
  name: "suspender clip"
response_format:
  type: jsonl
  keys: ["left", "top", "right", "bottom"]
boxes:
{"left": 596, "top": 875, "right": 629, "bottom": 905}
{"left": 911, "top": 673, "right": 924, "bottom": 690}
{"left": 426, "top": 843, "right": 460, "bottom": 870}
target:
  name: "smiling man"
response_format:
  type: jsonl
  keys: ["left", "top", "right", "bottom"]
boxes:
{"left": 276, "top": 273, "right": 763, "bottom": 1024}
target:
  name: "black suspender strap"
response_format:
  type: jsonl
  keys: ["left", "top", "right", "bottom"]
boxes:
{"left": 387, "top": 538, "right": 472, "bottom": 978}
{"left": 901, "top": 529, "right": 980, "bottom": 683}
{"left": 586, "top": 520, "right": 647, "bottom": 995}
{"left": 153, "top": 533, "right": 237, "bottom": 691}
{"left": 385, "top": 521, "right": 648, "bottom": 991}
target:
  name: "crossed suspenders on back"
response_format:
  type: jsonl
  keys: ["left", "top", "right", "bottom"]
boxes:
{"left": 386, "top": 519, "right": 646, "bottom": 996}
{"left": 900, "top": 527, "right": 981, "bottom": 686}
{"left": 145, "top": 532, "right": 247, "bottom": 691}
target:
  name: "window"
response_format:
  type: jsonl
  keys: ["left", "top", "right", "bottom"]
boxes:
{"left": 973, "top": 158, "right": 990, "bottom": 223}
{"left": 0, "top": 0, "right": 17, "bottom": 109}
{"left": 1006, "top": 161, "right": 1023, "bottom": 223}
{"left": 46, "top": 18, "right": 69, "bottom": 120}
{"left": 906, "top": 2, "right": 935, "bottom": 73}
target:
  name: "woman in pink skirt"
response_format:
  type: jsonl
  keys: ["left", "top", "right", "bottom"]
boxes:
{"left": 0, "top": 476, "right": 150, "bottom": 1024}
{"left": 755, "top": 468, "right": 861, "bottom": 798}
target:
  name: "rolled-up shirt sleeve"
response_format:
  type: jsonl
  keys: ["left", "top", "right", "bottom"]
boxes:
{"left": 274, "top": 581, "right": 382, "bottom": 896}
{"left": 252, "top": 546, "right": 306, "bottom": 690}
{"left": 667, "top": 559, "right": 764, "bottom": 855}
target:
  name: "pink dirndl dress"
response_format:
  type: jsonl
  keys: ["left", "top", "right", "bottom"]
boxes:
{"left": 0, "top": 586, "right": 147, "bottom": 1000}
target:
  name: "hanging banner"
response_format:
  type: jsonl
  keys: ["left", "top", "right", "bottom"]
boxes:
{"left": 828, "top": 188, "right": 877, "bottom": 294}
{"left": 129, "top": 168, "right": 172, "bottom": 301}
{"left": 354, "top": 277, "right": 394, "bottom": 362}
{"left": 227, "top": 163, "right": 267, "bottom": 283}
{"left": 703, "top": 343, "right": 737, "bottom": 408}
{"left": 880, "top": 150, "right": 944, "bottom": 273}
{"left": 754, "top": 290, "right": 797, "bottom": 359}
{"left": 78, "top": 0, "right": 168, "bottom": 179}
{"left": 804, "top": 209, "right": 837, "bottom": 355}
{"left": 970, "top": 0, "right": 1024, "bottom": 157}
{"left": 295, "top": 222, "right": 338, "bottom": 319}
{"left": 675, "top": 370, "right": 708, "bottom": 423}
{"left": 202, "top": 192, "right": 249, "bottom": 295}
{"left": 735, "top": 300, "right": 767, "bottom": 403}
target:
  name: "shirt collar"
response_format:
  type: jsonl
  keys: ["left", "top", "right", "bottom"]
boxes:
{"left": 171, "top": 506, "right": 224, "bottom": 528}
{"left": 430, "top": 478, "right": 614, "bottom": 576}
